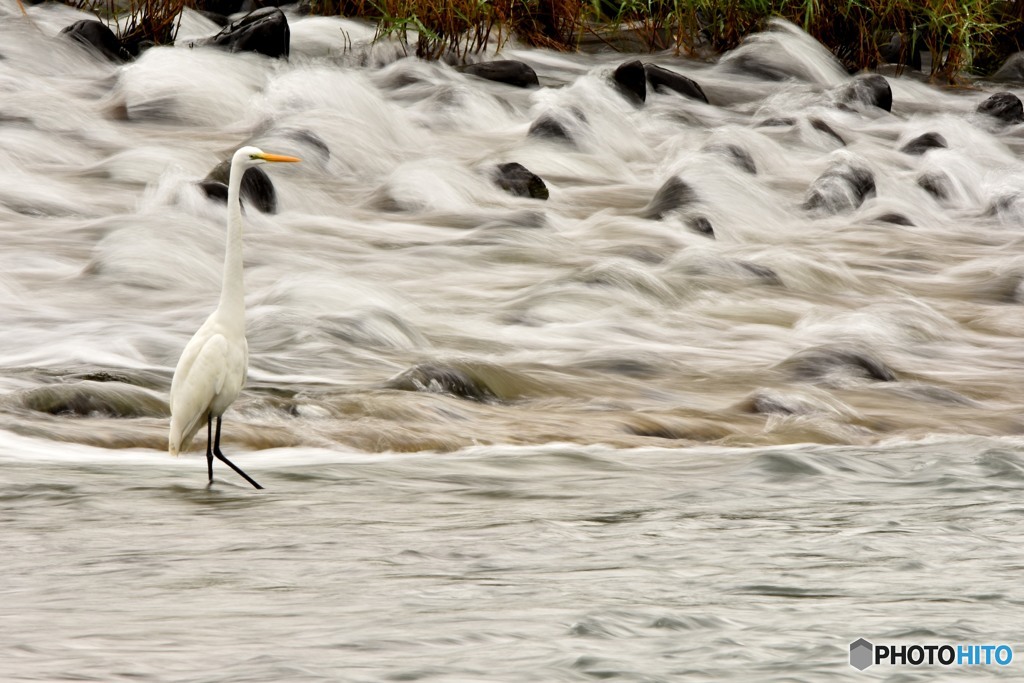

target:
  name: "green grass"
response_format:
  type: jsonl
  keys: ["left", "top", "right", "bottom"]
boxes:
{"left": 68, "top": 0, "right": 1024, "bottom": 80}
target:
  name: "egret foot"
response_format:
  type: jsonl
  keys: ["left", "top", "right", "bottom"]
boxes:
{"left": 208, "top": 416, "right": 264, "bottom": 490}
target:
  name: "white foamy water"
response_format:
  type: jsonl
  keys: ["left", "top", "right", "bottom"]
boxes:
{"left": 2, "top": 4, "right": 1024, "bottom": 681}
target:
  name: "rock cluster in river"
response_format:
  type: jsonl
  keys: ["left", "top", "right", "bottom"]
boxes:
{"left": 59, "top": 7, "right": 290, "bottom": 61}
{"left": 612, "top": 59, "right": 709, "bottom": 105}
{"left": 193, "top": 8, "right": 290, "bottom": 59}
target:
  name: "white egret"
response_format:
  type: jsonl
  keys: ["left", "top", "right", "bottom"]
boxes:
{"left": 168, "top": 146, "right": 300, "bottom": 489}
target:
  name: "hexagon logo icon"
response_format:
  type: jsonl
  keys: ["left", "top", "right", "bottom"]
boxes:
{"left": 850, "top": 638, "right": 874, "bottom": 670}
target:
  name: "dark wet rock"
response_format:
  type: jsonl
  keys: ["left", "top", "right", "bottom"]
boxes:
{"left": 60, "top": 20, "right": 128, "bottom": 63}
{"left": 613, "top": 59, "right": 646, "bottom": 105}
{"left": 198, "top": 180, "right": 230, "bottom": 204}
{"left": 900, "top": 132, "right": 947, "bottom": 155}
{"left": 386, "top": 364, "right": 496, "bottom": 402}
{"left": 803, "top": 160, "right": 876, "bottom": 214}
{"left": 918, "top": 171, "right": 951, "bottom": 201}
{"left": 838, "top": 74, "right": 892, "bottom": 112}
{"left": 14, "top": 381, "right": 169, "bottom": 418}
{"left": 528, "top": 115, "right": 571, "bottom": 142}
{"left": 876, "top": 212, "right": 913, "bottom": 226}
{"left": 809, "top": 118, "right": 846, "bottom": 146}
{"left": 642, "top": 176, "right": 696, "bottom": 220}
{"left": 706, "top": 143, "right": 756, "bottom": 174}
{"left": 757, "top": 117, "right": 796, "bottom": 127}
{"left": 196, "top": 7, "right": 290, "bottom": 59}
{"left": 643, "top": 64, "right": 707, "bottom": 103}
{"left": 688, "top": 216, "right": 714, "bottom": 238}
{"left": 200, "top": 160, "right": 277, "bottom": 213}
{"left": 459, "top": 60, "right": 539, "bottom": 88}
{"left": 977, "top": 92, "right": 1024, "bottom": 125}
{"left": 493, "top": 162, "right": 548, "bottom": 200}
{"left": 781, "top": 346, "right": 897, "bottom": 383}
{"left": 527, "top": 109, "right": 585, "bottom": 146}
{"left": 992, "top": 52, "right": 1024, "bottom": 83}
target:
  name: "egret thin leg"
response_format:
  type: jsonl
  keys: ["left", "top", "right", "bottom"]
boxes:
{"left": 213, "top": 416, "right": 263, "bottom": 489}
{"left": 206, "top": 416, "right": 214, "bottom": 482}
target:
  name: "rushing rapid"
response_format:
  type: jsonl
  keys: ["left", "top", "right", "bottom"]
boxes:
{"left": 2, "top": 2, "right": 1024, "bottom": 681}
{"left": 3, "top": 8, "right": 1024, "bottom": 454}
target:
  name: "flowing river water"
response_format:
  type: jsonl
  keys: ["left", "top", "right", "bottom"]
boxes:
{"left": 2, "top": 3, "right": 1024, "bottom": 681}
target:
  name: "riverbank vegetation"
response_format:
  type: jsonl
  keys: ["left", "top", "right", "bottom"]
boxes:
{"left": 64, "top": 0, "right": 1024, "bottom": 81}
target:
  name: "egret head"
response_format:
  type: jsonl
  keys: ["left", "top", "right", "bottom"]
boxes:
{"left": 233, "top": 145, "right": 301, "bottom": 168}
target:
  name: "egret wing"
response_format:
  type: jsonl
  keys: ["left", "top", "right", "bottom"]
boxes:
{"left": 168, "top": 333, "right": 232, "bottom": 454}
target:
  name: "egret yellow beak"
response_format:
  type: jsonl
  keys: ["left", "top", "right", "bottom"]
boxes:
{"left": 257, "top": 153, "right": 301, "bottom": 163}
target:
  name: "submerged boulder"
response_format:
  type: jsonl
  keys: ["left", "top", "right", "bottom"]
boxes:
{"left": 900, "top": 132, "right": 947, "bottom": 155}
{"left": 705, "top": 143, "right": 756, "bottom": 174}
{"left": 200, "top": 159, "right": 278, "bottom": 213}
{"left": 493, "top": 162, "right": 549, "bottom": 200}
{"left": 977, "top": 92, "right": 1024, "bottom": 125}
{"left": 837, "top": 74, "right": 892, "bottom": 112}
{"left": 528, "top": 115, "right": 571, "bottom": 142}
{"left": 781, "top": 345, "right": 897, "bottom": 383}
{"left": 197, "top": 7, "right": 290, "bottom": 59}
{"left": 386, "top": 364, "right": 497, "bottom": 402}
{"left": 60, "top": 20, "right": 128, "bottom": 63}
{"left": 757, "top": 117, "right": 796, "bottom": 128}
{"left": 917, "top": 171, "right": 952, "bottom": 201}
{"left": 688, "top": 216, "right": 715, "bottom": 238}
{"left": 459, "top": 60, "right": 539, "bottom": 88}
{"left": 809, "top": 118, "right": 846, "bottom": 146}
{"left": 527, "top": 108, "right": 586, "bottom": 146}
{"left": 613, "top": 59, "right": 646, "bottom": 105}
{"left": 14, "top": 381, "right": 169, "bottom": 418}
{"left": 876, "top": 212, "right": 913, "bottom": 226}
{"left": 803, "top": 159, "right": 876, "bottom": 214}
{"left": 643, "top": 63, "right": 707, "bottom": 103}
{"left": 642, "top": 176, "right": 697, "bottom": 220}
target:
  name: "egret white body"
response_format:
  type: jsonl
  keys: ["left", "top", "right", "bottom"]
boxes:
{"left": 168, "top": 145, "right": 299, "bottom": 489}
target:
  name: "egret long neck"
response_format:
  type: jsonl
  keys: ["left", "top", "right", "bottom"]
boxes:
{"left": 219, "top": 159, "right": 246, "bottom": 323}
